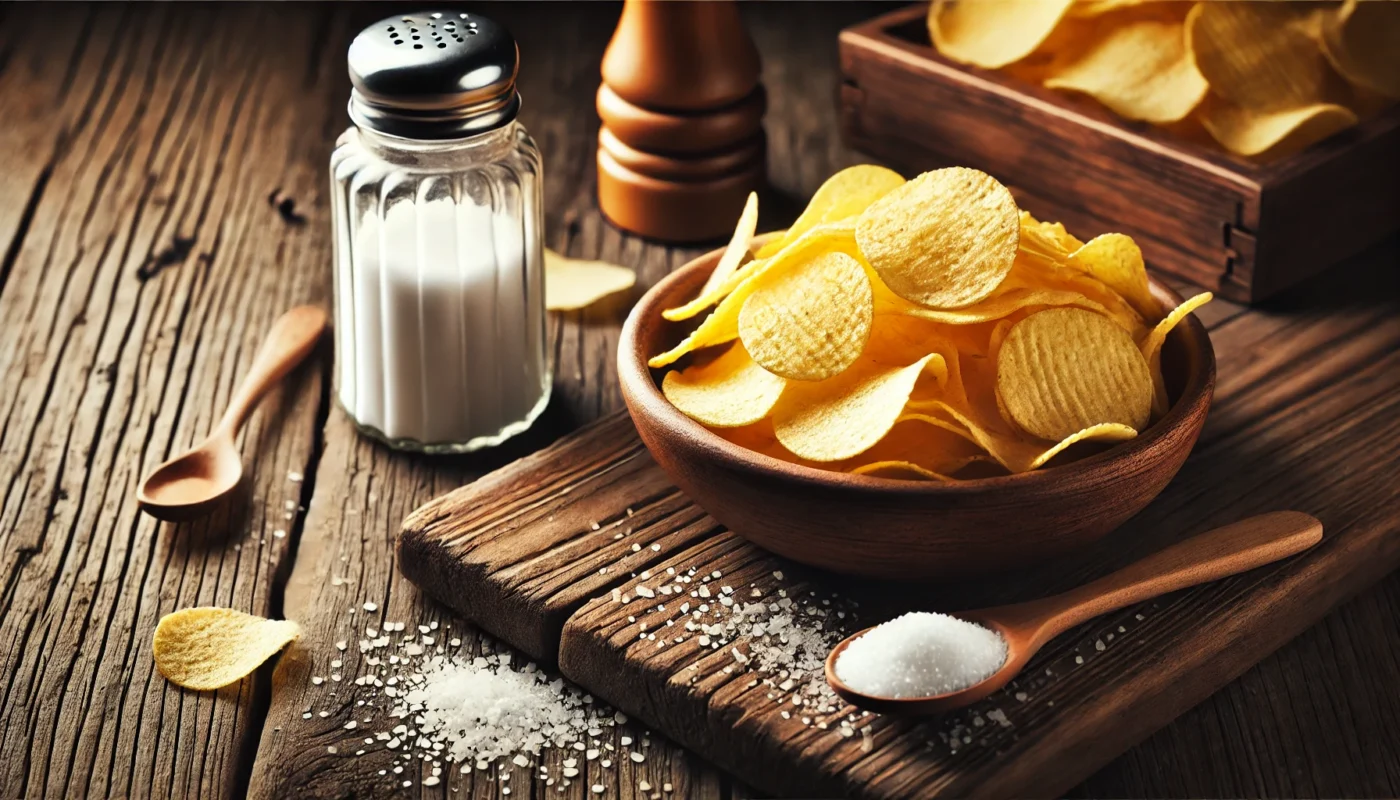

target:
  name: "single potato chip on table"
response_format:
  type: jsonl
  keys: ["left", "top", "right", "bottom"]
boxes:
{"left": 153, "top": 607, "right": 300, "bottom": 691}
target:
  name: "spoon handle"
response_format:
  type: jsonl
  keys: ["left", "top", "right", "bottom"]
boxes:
{"left": 214, "top": 305, "right": 328, "bottom": 438}
{"left": 1032, "top": 511, "right": 1322, "bottom": 641}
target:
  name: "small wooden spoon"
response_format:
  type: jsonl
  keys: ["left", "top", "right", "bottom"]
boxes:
{"left": 138, "top": 305, "right": 327, "bottom": 521}
{"left": 825, "top": 510, "right": 1323, "bottom": 715}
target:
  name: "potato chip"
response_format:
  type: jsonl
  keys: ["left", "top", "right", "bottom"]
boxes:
{"left": 1019, "top": 210, "right": 1084, "bottom": 255}
{"left": 1320, "top": 0, "right": 1400, "bottom": 99}
{"left": 902, "top": 407, "right": 1137, "bottom": 473}
{"left": 754, "top": 165, "right": 905, "bottom": 259}
{"left": 661, "top": 220, "right": 857, "bottom": 324}
{"left": 879, "top": 283, "right": 1129, "bottom": 334}
{"left": 1069, "top": 233, "right": 1161, "bottom": 320}
{"left": 153, "top": 607, "right": 300, "bottom": 691}
{"left": 1044, "top": 16, "right": 1206, "bottom": 123}
{"left": 1140, "top": 291, "right": 1213, "bottom": 414}
{"left": 648, "top": 225, "right": 860, "bottom": 369}
{"left": 837, "top": 418, "right": 987, "bottom": 479}
{"left": 661, "top": 342, "right": 785, "bottom": 428}
{"left": 856, "top": 167, "right": 1020, "bottom": 309}
{"left": 772, "top": 354, "right": 944, "bottom": 462}
{"left": 739, "top": 251, "right": 873, "bottom": 382}
{"left": 545, "top": 249, "right": 636, "bottom": 311}
{"left": 996, "top": 307, "right": 1153, "bottom": 442}
{"left": 1187, "top": 2, "right": 1333, "bottom": 112}
{"left": 1010, "top": 249, "right": 1148, "bottom": 336}
{"left": 1067, "top": 0, "right": 1144, "bottom": 18}
{"left": 699, "top": 191, "right": 759, "bottom": 297}
{"left": 929, "top": 0, "right": 1076, "bottom": 69}
{"left": 1198, "top": 94, "right": 1358, "bottom": 157}
{"left": 712, "top": 419, "right": 803, "bottom": 462}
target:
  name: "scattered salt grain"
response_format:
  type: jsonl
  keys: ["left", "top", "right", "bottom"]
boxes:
{"left": 364, "top": 602, "right": 378, "bottom": 612}
{"left": 833, "top": 612, "right": 1006, "bottom": 699}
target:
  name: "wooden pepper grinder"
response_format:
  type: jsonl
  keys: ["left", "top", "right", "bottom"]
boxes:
{"left": 597, "top": 0, "right": 766, "bottom": 242}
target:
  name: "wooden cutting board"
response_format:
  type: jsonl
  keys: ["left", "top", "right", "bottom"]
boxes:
{"left": 398, "top": 258, "right": 1400, "bottom": 798}
{"left": 399, "top": 333, "right": 1400, "bottom": 800}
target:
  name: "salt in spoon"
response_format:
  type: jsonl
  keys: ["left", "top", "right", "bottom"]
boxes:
{"left": 825, "top": 510, "right": 1323, "bottom": 715}
{"left": 138, "top": 305, "right": 327, "bottom": 521}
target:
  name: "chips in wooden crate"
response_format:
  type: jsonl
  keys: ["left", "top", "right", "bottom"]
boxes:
{"left": 927, "top": 0, "right": 1395, "bottom": 158}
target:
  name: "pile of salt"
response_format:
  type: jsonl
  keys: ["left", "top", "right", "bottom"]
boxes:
{"left": 833, "top": 612, "right": 1007, "bottom": 699}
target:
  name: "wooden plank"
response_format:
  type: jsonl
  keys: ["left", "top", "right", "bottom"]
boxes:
{"left": 0, "top": 5, "right": 332, "bottom": 798}
{"left": 399, "top": 246, "right": 1400, "bottom": 797}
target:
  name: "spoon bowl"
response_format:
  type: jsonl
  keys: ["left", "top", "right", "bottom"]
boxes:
{"left": 137, "top": 306, "right": 327, "bottom": 521}
{"left": 825, "top": 511, "right": 1323, "bottom": 715}
{"left": 138, "top": 433, "right": 245, "bottom": 521}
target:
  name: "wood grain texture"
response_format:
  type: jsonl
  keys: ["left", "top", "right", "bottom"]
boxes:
{"left": 0, "top": 6, "right": 330, "bottom": 797}
{"left": 0, "top": 3, "right": 1397, "bottom": 799}
{"left": 838, "top": 5, "right": 1400, "bottom": 304}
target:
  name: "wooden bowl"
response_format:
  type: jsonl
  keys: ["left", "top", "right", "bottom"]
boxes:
{"left": 617, "top": 237, "right": 1215, "bottom": 580}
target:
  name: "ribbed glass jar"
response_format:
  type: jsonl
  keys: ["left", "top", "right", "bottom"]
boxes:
{"left": 329, "top": 122, "right": 549, "bottom": 452}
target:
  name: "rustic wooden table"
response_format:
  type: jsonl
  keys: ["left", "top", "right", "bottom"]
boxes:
{"left": 2, "top": 3, "right": 1397, "bottom": 798}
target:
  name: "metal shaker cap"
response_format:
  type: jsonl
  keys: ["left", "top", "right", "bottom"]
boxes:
{"left": 347, "top": 10, "right": 520, "bottom": 140}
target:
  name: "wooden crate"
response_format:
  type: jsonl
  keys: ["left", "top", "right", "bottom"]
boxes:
{"left": 838, "top": 4, "right": 1400, "bottom": 304}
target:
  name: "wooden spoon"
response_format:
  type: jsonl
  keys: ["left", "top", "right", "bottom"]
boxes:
{"left": 137, "top": 305, "right": 327, "bottom": 521}
{"left": 825, "top": 510, "right": 1323, "bottom": 715}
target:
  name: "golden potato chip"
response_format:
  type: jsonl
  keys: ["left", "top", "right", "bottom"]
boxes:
{"left": 1187, "top": 2, "right": 1333, "bottom": 112}
{"left": 1198, "top": 94, "right": 1358, "bottom": 157}
{"left": 929, "top": 0, "right": 1076, "bottom": 69}
{"left": 153, "top": 607, "right": 300, "bottom": 691}
{"left": 1044, "top": 16, "right": 1206, "bottom": 123}
{"left": 1140, "top": 291, "right": 1213, "bottom": 414}
{"left": 856, "top": 167, "right": 1020, "bottom": 309}
{"left": 902, "top": 407, "right": 1137, "bottom": 473}
{"left": 772, "top": 354, "right": 945, "bottom": 462}
{"left": 739, "top": 250, "right": 873, "bottom": 382}
{"left": 996, "top": 307, "right": 1153, "bottom": 441}
{"left": 754, "top": 165, "right": 905, "bottom": 259}
{"left": 1069, "top": 233, "right": 1161, "bottom": 320}
{"left": 1067, "top": 0, "right": 1144, "bottom": 18}
{"left": 545, "top": 250, "right": 636, "bottom": 311}
{"left": 849, "top": 461, "right": 958, "bottom": 481}
{"left": 1019, "top": 210, "right": 1084, "bottom": 255}
{"left": 662, "top": 343, "right": 785, "bottom": 428}
{"left": 1320, "top": 0, "right": 1400, "bottom": 99}
{"left": 880, "top": 284, "right": 1128, "bottom": 334}
{"left": 648, "top": 225, "right": 860, "bottom": 369}
{"left": 699, "top": 191, "right": 759, "bottom": 298}
{"left": 1010, "top": 250, "right": 1148, "bottom": 336}
{"left": 838, "top": 418, "right": 987, "bottom": 480}
{"left": 661, "top": 221, "right": 857, "bottom": 324}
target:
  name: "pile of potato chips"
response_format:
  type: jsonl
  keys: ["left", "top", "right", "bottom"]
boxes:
{"left": 929, "top": 0, "right": 1399, "bottom": 157}
{"left": 651, "top": 165, "right": 1211, "bottom": 481}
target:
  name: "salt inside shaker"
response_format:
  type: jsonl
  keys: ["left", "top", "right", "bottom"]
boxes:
{"left": 330, "top": 10, "right": 549, "bottom": 452}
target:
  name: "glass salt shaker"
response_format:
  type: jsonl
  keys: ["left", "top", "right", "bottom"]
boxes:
{"left": 330, "top": 10, "right": 549, "bottom": 453}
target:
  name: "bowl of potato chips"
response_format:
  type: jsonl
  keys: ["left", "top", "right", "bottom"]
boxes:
{"left": 619, "top": 165, "right": 1215, "bottom": 579}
